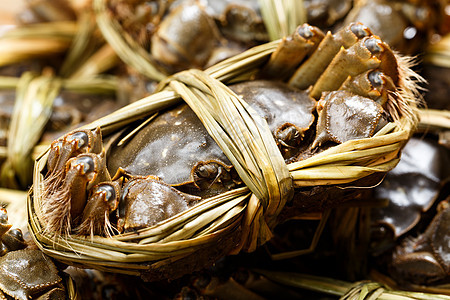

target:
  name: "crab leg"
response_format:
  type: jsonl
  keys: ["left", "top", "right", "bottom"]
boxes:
{"left": 75, "top": 181, "right": 120, "bottom": 237}
{"left": 339, "top": 69, "right": 396, "bottom": 106}
{"left": 47, "top": 127, "right": 102, "bottom": 174}
{"left": 117, "top": 176, "right": 199, "bottom": 233}
{"left": 309, "top": 36, "right": 389, "bottom": 99}
{"left": 288, "top": 23, "right": 372, "bottom": 90}
{"left": 43, "top": 152, "right": 110, "bottom": 234}
{"left": 260, "top": 24, "right": 324, "bottom": 80}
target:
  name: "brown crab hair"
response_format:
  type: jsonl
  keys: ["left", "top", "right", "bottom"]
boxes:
{"left": 386, "top": 53, "right": 425, "bottom": 124}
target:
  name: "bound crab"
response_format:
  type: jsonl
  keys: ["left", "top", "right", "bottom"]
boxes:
{"left": 32, "top": 23, "right": 420, "bottom": 281}
{"left": 38, "top": 22, "right": 412, "bottom": 237}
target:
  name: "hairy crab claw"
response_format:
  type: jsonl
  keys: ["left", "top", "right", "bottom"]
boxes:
{"left": 117, "top": 176, "right": 200, "bottom": 233}
{"left": 308, "top": 36, "right": 396, "bottom": 99}
{"left": 339, "top": 69, "right": 396, "bottom": 106}
{"left": 260, "top": 23, "right": 325, "bottom": 80}
{"left": 43, "top": 128, "right": 103, "bottom": 211}
{"left": 289, "top": 22, "right": 373, "bottom": 90}
{"left": 75, "top": 182, "right": 121, "bottom": 238}
{"left": 42, "top": 151, "right": 111, "bottom": 235}
{"left": 46, "top": 128, "right": 102, "bottom": 175}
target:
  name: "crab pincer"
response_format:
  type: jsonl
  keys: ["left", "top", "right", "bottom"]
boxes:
{"left": 42, "top": 130, "right": 110, "bottom": 235}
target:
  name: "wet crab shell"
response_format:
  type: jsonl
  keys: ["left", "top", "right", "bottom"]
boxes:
{"left": 0, "top": 249, "right": 63, "bottom": 300}
{"left": 107, "top": 80, "right": 316, "bottom": 195}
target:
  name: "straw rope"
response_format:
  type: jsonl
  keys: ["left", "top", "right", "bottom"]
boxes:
{"left": 255, "top": 270, "right": 450, "bottom": 300}
{"left": 158, "top": 69, "right": 293, "bottom": 250}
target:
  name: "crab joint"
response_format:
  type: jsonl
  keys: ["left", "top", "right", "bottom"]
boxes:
{"left": 260, "top": 24, "right": 324, "bottom": 80}
{"left": 288, "top": 22, "right": 372, "bottom": 90}
{"left": 309, "top": 36, "right": 388, "bottom": 99}
{"left": 76, "top": 182, "right": 120, "bottom": 237}
{"left": 47, "top": 127, "right": 103, "bottom": 174}
{"left": 339, "top": 69, "right": 396, "bottom": 106}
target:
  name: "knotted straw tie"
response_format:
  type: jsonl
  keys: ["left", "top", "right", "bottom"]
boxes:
{"left": 157, "top": 69, "right": 294, "bottom": 252}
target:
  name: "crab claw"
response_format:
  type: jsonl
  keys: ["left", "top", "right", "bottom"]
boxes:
{"left": 118, "top": 177, "right": 200, "bottom": 233}
{"left": 339, "top": 69, "right": 396, "bottom": 106}
{"left": 75, "top": 181, "right": 121, "bottom": 237}
{"left": 309, "top": 36, "right": 394, "bottom": 99}
{"left": 289, "top": 22, "right": 372, "bottom": 90}
{"left": 260, "top": 23, "right": 325, "bottom": 80}
{"left": 44, "top": 128, "right": 104, "bottom": 213}
{"left": 47, "top": 127, "right": 102, "bottom": 174}
{"left": 42, "top": 151, "right": 110, "bottom": 235}
{"left": 312, "top": 90, "right": 385, "bottom": 148}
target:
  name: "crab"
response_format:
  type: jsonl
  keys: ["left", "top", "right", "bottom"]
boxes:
{"left": 151, "top": 1, "right": 221, "bottom": 73}
{"left": 206, "top": 0, "right": 268, "bottom": 44}
{"left": 391, "top": 199, "right": 450, "bottom": 284}
{"left": 40, "top": 22, "right": 403, "bottom": 240}
{"left": 0, "top": 207, "right": 26, "bottom": 255}
{"left": 0, "top": 207, "right": 64, "bottom": 300}
{"left": 370, "top": 138, "right": 449, "bottom": 255}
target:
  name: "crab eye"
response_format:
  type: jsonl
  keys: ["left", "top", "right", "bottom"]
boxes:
{"left": 197, "top": 164, "right": 218, "bottom": 179}
{"left": 66, "top": 131, "right": 89, "bottom": 150}
{"left": 73, "top": 156, "right": 95, "bottom": 174}
{"left": 368, "top": 70, "right": 384, "bottom": 88}
{"left": 350, "top": 23, "right": 370, "bottom": 38}
{"left": 364, "top": 38, "right": 383, "bottom": 54}
{"left": 298, "top": 24, "right": 314, "bottom": 39}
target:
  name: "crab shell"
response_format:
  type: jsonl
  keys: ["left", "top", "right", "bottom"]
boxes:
{"left": 107, "top": 80, "right": 316, "bottom": 194}
{"left": 0, "top": 249, "right": 62, "bottom": 300}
